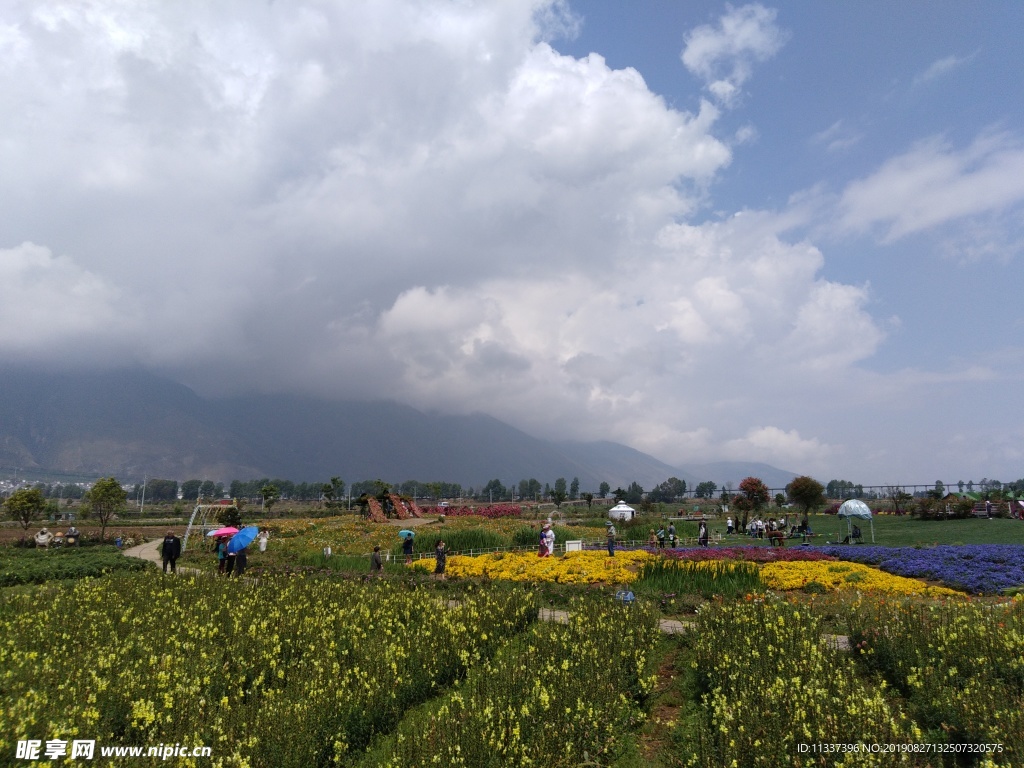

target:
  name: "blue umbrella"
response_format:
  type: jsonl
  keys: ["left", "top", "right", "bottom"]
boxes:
{"left": 227, "top": 526, "right": 259, "bottom": 554}
{"left": 399, "top": 529, "right": 415, "bottom": 539}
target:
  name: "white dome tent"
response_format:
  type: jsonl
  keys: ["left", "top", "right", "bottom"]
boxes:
{"left": 608, "top": 502, "right": 636, "bottom": 521}
{"left": 837, "top": 499, "right": 874, "bottom": 543}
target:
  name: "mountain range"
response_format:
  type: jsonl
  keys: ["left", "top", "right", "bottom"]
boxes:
{"left": 0, "top": 368, "right": 798, "bottom": 491}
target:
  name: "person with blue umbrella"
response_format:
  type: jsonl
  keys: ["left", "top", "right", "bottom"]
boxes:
{"left": 228, "top": 526, "right": 259, "bottom": 578}
{"left": 401, "top": 529, "right": 415, "bottom": 564}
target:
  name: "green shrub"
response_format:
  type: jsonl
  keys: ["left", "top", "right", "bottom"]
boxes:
{"left": 0, "top": 546, "right": 151, "bottom": 587}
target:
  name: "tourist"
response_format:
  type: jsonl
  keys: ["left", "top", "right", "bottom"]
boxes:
{"left": 160, "top": 530, "right": 182, "bottom": 574}
{"left": 726, "top": 516, "right": 734, "bottom": 535}
{"left": 656, "top": 527, "right": 666, "bottom": 548}
{"left": 216, "top": 536, "right": 229, "bottom": 574}
{"left": 698, "top": 520, "right": 709, "bottom": 548}
{"left": 606, "top": 521, "right": 616, "bottom": 557}
{"left": 371, "top": 545, "right": 383, "bottom": 574}
{"left": 34, "top": 527, "right": 53, "bottom": 548}
{"left": 258, "top": 529, "right": 270, "bottom": 553}
{"left": 233, "top": 544, "right": 247, "bottom": 578}
{"left": 542, "top": 523, "right": 555, "bottom": 557}
{"left": 434, "top": 540, "right": 447, "bottom": 578}
{"left": 648, "top": 530, "right": 658, "bottom": 548}
{"left": 402, "top": 533, "right": 415, "bottom": 564}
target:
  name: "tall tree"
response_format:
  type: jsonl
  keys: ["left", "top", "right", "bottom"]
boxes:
{"left": 482, "top": 479, "right": 506, "bottom": 501}
{"left": 83, "top": 477, "right": 127, "bottom": 541}
{"left": 569, "top": 477, "right": 580, "bottom": 500}
{"left": 260, "top": 483, "right": 281, "bottom": 514}
{"left": 624, "top": 482, "right": 644, "bottom": 504}
{"left": 736, "top": 476, "right": 770, "bottom": 535}
{"left": 694, "top": 481, "right": 718, "bottom": 499}
{"left": 598, "top": 482, "right": 610, "bottom": 499}
{"left": 3, "top": 488, "right": 47, "bottom": 533}
{"left": 786, "top": 476, "right": 826, "bottom": 516}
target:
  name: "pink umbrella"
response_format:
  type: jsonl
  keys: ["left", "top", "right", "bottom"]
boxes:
{"left": 207, "top": 526, "right": 240, "bottom": 537}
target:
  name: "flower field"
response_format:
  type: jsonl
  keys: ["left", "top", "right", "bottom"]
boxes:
{"left": 846, "top": 596, "right": 1024, "bottom": 761}
{"left": 409, "top": 549, "right": 963, "bottom": 598}
{"left": 682, "top": 598, "right": 932, "bottom": 766}
{"left": 760, "top": 561, "right": 962, "bottom": 597}
{"left": 410, "top": 549, "right": 656, "bottom": 583}
{"left": 1, "top": 573, "right": 535, "bottom": 767}
{"left": 357, "top": 598, "right": 661, "bottom": 767}
{"left": 818, "top": 544, "right": 1024, "bottom": 595}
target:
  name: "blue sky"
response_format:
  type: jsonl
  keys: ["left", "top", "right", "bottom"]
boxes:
{"left": 1, "top": 1, "right": 1021, "bottom": 484}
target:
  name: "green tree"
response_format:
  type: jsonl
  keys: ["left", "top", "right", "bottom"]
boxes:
{"left": 624, "top": 482, "right": 644, "bottom": 504}
{"left": 694, "top": 481, "right": 718, "bottom": 499}
{"left": 83, "top": 477, "right": 127, "bottom": 541}
{"left": 569, "top": 477, "right": 580, "bottom": 500}
{"left": 3, "top": 488, "right": 47, "bottom": 533}
{"left": 581, "top": 492, "right": 594, "bottom": 508}
{"left": 260, "top": 483, "right": 281, "bottom": 514}
{"left": 786, "top": 476, "right": 826, "bottom": 516}
{"left": 737, "top": 476, "right": 770, "bottom": 536}
{"left": 649, "top": 477, "right": 687, "bottom": 503}
{"left": 217, "top": 503, "right": 243, "bottom": 528}
{"left": 482, "top": 479, "right": 506, "bottom": 501}
{"left": 598, "top": 482, "right": 610, "bottom": 499}
{"left": 554, "top": 478, "right": 567, "bottom": 496}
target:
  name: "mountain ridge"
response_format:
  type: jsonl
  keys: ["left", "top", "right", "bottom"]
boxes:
{"left": 0, "top": 368, "right": 797, "bottom": 491}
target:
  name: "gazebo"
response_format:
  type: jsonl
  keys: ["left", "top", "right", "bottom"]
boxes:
{"left": 837, "top": 499, "right": 874, "bottom": 543}
{"left": 608, "top": 502, "right": 636, "bottom": 521}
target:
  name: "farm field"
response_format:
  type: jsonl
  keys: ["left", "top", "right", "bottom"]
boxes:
{"left": 3, "top": 510, "right": 1024, "bottom": 766}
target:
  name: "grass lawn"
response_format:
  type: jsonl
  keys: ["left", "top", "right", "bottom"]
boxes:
{"left": 706, "top": 511, "right": 1024, "bottom": 548}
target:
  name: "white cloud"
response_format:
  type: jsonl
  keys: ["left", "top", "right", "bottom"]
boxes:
{"left": 811, "top": 120, "right": 862, "bottom": 153}
{"left": 839, "top": 130, "right": 1024, "bottom": 241}
{"left": 722, "top": 426, "right": 833, "bottom": 468}
{"left": 681, "top": 3, "right": 788, "bottom": 106}
{"left": 912, "top": 52, "right": 977, "bottom": 86}
{"left": 0, "top": 243, "right": 132, "bottom": 360}
{"left": 2, "top": 0, "right": 956, "bottom": 479}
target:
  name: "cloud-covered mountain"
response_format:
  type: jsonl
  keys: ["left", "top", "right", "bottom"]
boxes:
{"left": 0, "top": 368, "right": 795, "bottom": 490}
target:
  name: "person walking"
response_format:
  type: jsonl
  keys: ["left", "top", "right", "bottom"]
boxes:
{"left": 258, "top": 529, "right": 270, "bottom": 553}
{"left": 216, "top": 536, "right": 228, "bottom": 574}
{"left": 434, "top": 540, "right": 447, "bottom": 579}
{"left": 371, "top": 545, "right": 383, "bottom": 574}
{"left": 542, "top": 523, "right": 555, "bottom": 557}
{"left": 160, "top": 530, "right": 182, "bottom": 573}
{"left": 232, "top": 544, "right": 247, "bottom": 578}
{"left": 698, "top": 521, "right": 709, "bottom": 548}
{"left": 402, "top": 533, "right": 415, "bottom": 564}
{"left": 606, "top": 521, "right": 616, "bottom": 557}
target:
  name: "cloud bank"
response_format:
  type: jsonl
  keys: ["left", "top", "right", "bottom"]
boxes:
{"left": 3, "top": 1, "right": 1017, "bottom": 480}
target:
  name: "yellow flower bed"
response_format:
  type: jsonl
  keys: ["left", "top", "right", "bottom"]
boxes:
{"left": 410, "top": 550, "right": 656, "bottom": 584}
{"left": 760, "top": 560, "right": 962, "bottom": 596}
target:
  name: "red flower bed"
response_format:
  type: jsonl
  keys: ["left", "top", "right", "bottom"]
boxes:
{"left": 662, "top": 546, "right": 838, "bottom": 563}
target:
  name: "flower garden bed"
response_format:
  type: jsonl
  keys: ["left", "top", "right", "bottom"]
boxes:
{"left": 818, "top": 544, "right": 1024, "bottom": 595}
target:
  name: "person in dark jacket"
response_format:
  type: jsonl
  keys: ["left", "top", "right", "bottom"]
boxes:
{"left": 371, "top": 545, "right": 384, "bottom": 574}
{"left": 434, "top": 540, "right": 447, "bottom": 578}
{"left": 161, "top": 531, "right": 182, "bottom": 573}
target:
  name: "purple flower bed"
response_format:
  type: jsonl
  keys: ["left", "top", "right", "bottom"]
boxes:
{"left": 817, "top": 544, "right": 1024, "bottom": 595}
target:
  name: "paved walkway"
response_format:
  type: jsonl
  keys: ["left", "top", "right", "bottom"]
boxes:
{"left": 122, "top": 538, "right": 162, "bottom": 564}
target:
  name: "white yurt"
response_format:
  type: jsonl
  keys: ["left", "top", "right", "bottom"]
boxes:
{"left": 608, "top": 502, "right": 636, "bottom": 521}
{"left": 837, "top": 499, "right": 875, "bottom": 543}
